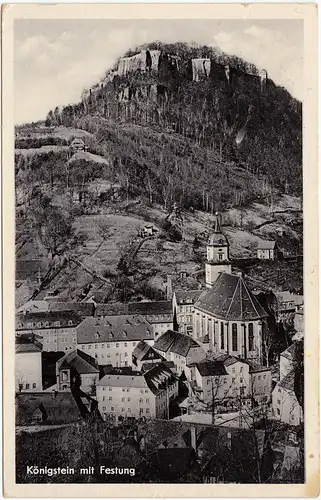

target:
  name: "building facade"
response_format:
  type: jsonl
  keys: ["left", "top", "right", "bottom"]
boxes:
{"left": 56, "top": 349, "right": 99, "bottom": 395}
{"left": 257, "top": 241, "right": 276, "bottom": 260}
{"left": 16, "top": 311, "right": 81, "bottom": 352}
{"left": 16, "top": 337, "right": 43, "bottom": 392}
{"left": 96, "top": 363, "right": 178, "bottom": 421}
{"left": 76, "top": 315, "right": 154, "bottom": 367}
{"left": 172, "top": 290, "right": 203, "bottom": 336}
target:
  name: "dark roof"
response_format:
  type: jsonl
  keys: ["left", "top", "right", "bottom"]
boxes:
{"left": 195, "top": 360, "right": 227, "bottom": 377}
{"left": 17, "top": 300, "right": 95, "bottom": 317}
{"left": 16, "top": 310, "right": 82, "bottom": 329}
{"left": 128, "top": 301, "right": 172, "bottom": 315}
{"left": 281, "top": 343, "right": 297, "bottom": 360}
{"left": 16, "top": 339, "right": 42, "bottom": 353}
{"left": 208, "top": 232, "right": 229, "bottom": 247}
{"left": 95, "top": 301, "right": 172, "bottom": 318}
{"left": 15, "top": 392, "right": 84, "bottom": 425}
{"left": 212, "top": 353, "right": 241, "bottom": 367}
{"left": 76, "top": 315, "right": 153, "bottom": 344}
{"left": 154, "top": 330, "right": 201, "bottom": 357}
{"left": 258, "top": 240, "right": 276, "bottom": 250}
{"left": 278, "top": 370, "right": 296, "bottom": 391}
{"left": 144, "top": 363, "right": 177, "bottom": 396}
{"left": 58, "top": 349, "right": 99, "bottom": 374}
{"left": 195, "top": 273, "right": 268, "bottom": 321}
{"left": 132, "top": 341, "right": 164, "bottom": 362}
{"left": 174, "top": 290, "right": 203, "bottom": 305}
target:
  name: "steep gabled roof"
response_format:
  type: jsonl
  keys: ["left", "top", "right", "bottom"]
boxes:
{"left": 174, "top": 290, "right": 203, "bottom": 305}
{"left": 153, "top": 330, "right": 201, "bottom": 357}
{"left": 132, "top": 341, "right": 164, "bottom": 362}
{"left": 58, "top": 349, "right": 99, "bottom": 374}
{"left": 15, "top": 392, "right": 84, "bottom": 425}
{"left": 258, "top": 240, "right": 276, "bottom": 250}
{"left": 195, "top": 360, "right": 227, "bottom": 377}
{"left": 195, "top": 273, "right": 268, "bottom": 321}
{"left": 76, "top": 315, "right": 153, "bottom": 343}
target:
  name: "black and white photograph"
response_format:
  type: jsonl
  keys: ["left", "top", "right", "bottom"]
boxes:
{"left": 2, "top": 4, "right": 319, "bottom": 495}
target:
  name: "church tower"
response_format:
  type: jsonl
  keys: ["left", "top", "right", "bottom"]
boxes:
{"left": 205, "top": 213, "right": 231, "bottom": 287}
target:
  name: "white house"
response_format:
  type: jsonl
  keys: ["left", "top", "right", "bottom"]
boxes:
{"left": 257, "top": 241, "right": 277, "bottom": 260}
{"left": 16, "top": 337, "right": 43, "bottom": 392}
{"left": 76, "top": 315, "right": 154, "bottom": 367}
{"left": 172, "top": 289, "right": 203, "bottom": 336}
{"left": 153, "top": 330, "right": 206, "bottom": 375}
{"left": 272, "top": 371, "right": 303, "bottom": 426}
{"left": 96, "top": 363, "right": 179, "bottom": 421}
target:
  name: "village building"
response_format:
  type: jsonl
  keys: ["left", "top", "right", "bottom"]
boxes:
{"left": 56, "top": 349, "right": 99, "bottom": 395}
{"left": 76, "top": 315, "right": 154, "bottom": 367}
{"left": 280, "top": 343, "right": 299, "bottom": 380}
{"left": 17, "top": 299, "right": 95, "bottom": 319}
{"left": 205, "top": 213, "right": 232, "bottom": 287}
{"left": 153, "top": 330, "right": 206, "bottom": 375}
{"left": 172, "top": 289, "right": 203, "bottom": 336}
{"left": 257, "top": 240, "right": 277, "bottom": 260}
{"left": 96, "top": 363, "right": 178, "bottom": 421}
{"left": 132, "top": 341, "right": 165, "bottom": 371}
{"left": 16, "top": 335, "right": 43, "bottom": 392}
{"left": 95, "top": 301, "right": 173, "bottom": 339}
{"left": 249, "top": 364, "right": 273, "bottom": 406}
{"left": 16, "top": 310, "right": 82, "bottom": 352}
{"left": 272, "top": 371, "right": 303, "bottom": 426}
{"left": 193, "top": 272, "right": 269, "bottom": 364}
{"left": 274, "top": 291, "right": 304, "bottom": 322}
{"left": 70, "top": 137, "right": 87, "bottom": 153}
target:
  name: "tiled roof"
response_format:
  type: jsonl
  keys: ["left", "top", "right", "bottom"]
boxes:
{"left": 174, "top": 290, "right": 203, "bottom": 305}
{"left": 281, "top": 343, "right": 297, "bottom": 361}
{"left": 144, "top": 363, "right": 177, "bottom": 395}
{"left": 153, "top": 330, "right": 201, "bottom": 357}
{"left": 76, "top": 315, "right": 153, "bottom": 344}
{"left": 212, "top": 353, "right": 241, "bottom": 367}
{"left": 98, "top": 374, "right": 149, "bottom": 389}
{"left": 58, "top": 349, "right": 99, "bottom": 374}
{"left": 195, "top": 360, "right": 227, "bottom": 377}
{"left": 258, "top": 240, "right": 276, "bottom": 250}
{"left": 195, "top": 273, "right": 268, "bottom": 321}
{"left": 275, "top": 292, "right": 304, "bottom": 305}
{"left": 16, "top": 340, "right": 42, "bottom": 353}
{"left": 17, "top": 300, "right": 95, "bottom": 317}
{"left": 16, "top": 310, "right": 82, "bottom": 329}
{"left": 278, "top": 371, "right": 296, "bottom": 392}
{"left": 15, "top": 392, "right": 84, "bottom": 425}
{"left": 95, "top": 301, "right": 173, "bottom": 318}
{"left": 95, "top": 303, "right": 128, "bottom": 317}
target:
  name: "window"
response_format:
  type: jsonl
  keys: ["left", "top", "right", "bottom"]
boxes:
{"left": 62, "top": 371, "right": 68, "bottom": 381}
{"left": 248, "top": 323, "right": 254, "bottom": 351}
{"left": 125, "top": 353, "right": 128, "bottom": 357}
{"left": 220, "top": 323, "right": 224, "bottom": 349}
{"left": 55, "top": 321, "right": 61, "bottom": 327}
{"left": 122, "top": 408, "right": 125, "bottom": 412}
{"left": 88, "top": 345, "right": 92, "bottom": 350}
{"left": 124, "top": 342, "right": 127, "bottom": 347}
{"left": 146, "top": 398, "right": 149, "bottom": 403}
{"left": 140, "top": 389, "right": 144, "bottom": 393}
{"left": 277, "top": 408, "right": 280, "bottom": 416}
{"left": 232, "top": 367, "right": 236, "bottom": 373}
{"left": 128, "top": 397, "right": 131, "bottom": 402}
{"left": 240, "top": 378, "right": 243, "bottom": 383}
{"left": 263, "top": 374, "right": 266, "bottom": 379}
{"left": 258, "top": 375, "right": 261, "bottom": 380}
{"left": 68, "top": 320, "right": 73, "bottom": 326}
{"left": 26, "top": 383, "right": 30, "bottom": 389}
{"left": 232, "top": 378, "right": 235, "bottom": 383}
{"left": 128, "top": 408, "right": 132, "bottom": 413}
{"left": 116, "top": 353, "right": 119, "bottom": 356}
{"left": 107, "top": 343, "right": 110, "bottom": 348}
{"left": 125, "top": 361, "right": 128, "bottom": 367}
{"left": 37, "top": 322, "right": 42, "bottom": 328}
{"left": 122, "top": 388, "right": 125, "bottom": 392}
{"left": 139, "top": 398, "right": 143, "bottom": 403}
{"left": 109, "top": 387, "right": 112, "bottom": 391}
{"left": 277, "top": 399, "right": 281, "bottom": 405}
{"left": 121, "top": 397, "right": 125, "bottom": 402}
{"left": 146, "top": 409, "right": 150, "bottom": 414}
{"left": 32, "top": 383, "right": 36, "bottom": 388}
{"left": 95, "top": 344, "right": 98, "bottom": 348}
{"left": 116, "top": 343, "right": 119, "bottom": 347}
{"left": 82, "top": 345, "right": 85, "bottom": 349}
{"left": 109, "top": 397, "right": 112, "bottom": 401}
{"left": 103, "top": 406, "right": 106, "bottom": 411}
{"left": 102, "top": 396, "right": 105, "bottom": 401}
{"left": 232, "top": 323, "right": 238, "bottom": 351}
{"left": 127, "top": 388, "right": 130, "bottom": 392}
{"left": 111, "top": 407, "right": 114, "bottom": 411}
{"left": 240, "top": 367, "right": 243, "bottom": 373}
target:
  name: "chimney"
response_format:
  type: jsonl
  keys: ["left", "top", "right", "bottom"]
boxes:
{"left": 166, "top": 275, "right": 173, "bottom": 300}
{"left": 190, "top": 427, "right": 197, "bottom": 452}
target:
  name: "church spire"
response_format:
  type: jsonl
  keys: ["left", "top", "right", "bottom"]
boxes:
{"left": 214, "top": 212, "right": 221, "bottom": 233}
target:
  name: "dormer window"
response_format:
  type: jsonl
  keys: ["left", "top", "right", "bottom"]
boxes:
{"left": 68, "top": 320, "right": 73, "bottom": 326}
{"left": 109, "top": 332, "right": 113, "bottom": 339}
{"left": 54, "top": 321, "right": 60, "bottom": 327}
{"left": 122, "top": 331, "right": 127, "bottom": 338}
{"left": 36, "top": 322, "right": 42, "bottom": 328}
{"left": 45, "top": 321, "right": 49, "bottom": 327}
{"left": 95, "top": 332, "right": 100, "bottom": 340}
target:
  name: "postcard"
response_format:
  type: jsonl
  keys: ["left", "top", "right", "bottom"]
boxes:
{"left": 2, "top": 3, "right": 319, "bottom": 497}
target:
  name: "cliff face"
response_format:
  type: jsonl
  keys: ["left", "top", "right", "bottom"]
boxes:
{"left": 47, "top": 42, "right": 302, "bottom": 199}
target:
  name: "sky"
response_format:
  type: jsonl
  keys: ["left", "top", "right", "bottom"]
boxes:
{"left": 14, "top": 19, "right": 303, "bottom": 124}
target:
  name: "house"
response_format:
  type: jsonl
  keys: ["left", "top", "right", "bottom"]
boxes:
{"left": 274, "top": 291, "right": 304, "bottom": 322}
{"left": 272, "top": 371, "right": 303, "bottom": 426}
{"left": 140, "top": 224, "right": 158, "bottom": 237}
{"left": 56, "top": 349, "right": 99, "bottom": 395}
{"left": 257, "top": 240, "right": 277, "bottom": 260}
{"left": 132, "top": 341, "right": 165, "bottom": 371}
{"left": 15, "top": 391, "right": 97, "bottom": 426}
{"left": 95, "top": 301, "right": 173, "bottom": 340}
{"left": 70, "top": 137, "right": 87, "bottom": 153}
{"left": 76, "top": 315, "right": 154, "bottom": 367}
{"left": 193, "top": 272, "right": 268, "bottom": 364}
{"left": 153, "top": 330, "right": 206, "bottom": 375}
{"left": 16, "top": 335, "right": 43, "bottom": 392}
{"left": 96, "top": 363, "right": 178, "bottom": 421}
{"left": 187, "top": 355, "right": 252, "bottom": 412}
{"left": 172, "top": 289, "right": 203, "bottom": 336}
{"left": 16, "top": 310, "right": 82, "bottom": 352}
{"left": 249, "top": 365, "right": 272, "bottom": 406}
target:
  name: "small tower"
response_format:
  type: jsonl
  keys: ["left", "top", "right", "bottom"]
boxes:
{"left": 205, "top": 213, "right": 231, "bottom": 288}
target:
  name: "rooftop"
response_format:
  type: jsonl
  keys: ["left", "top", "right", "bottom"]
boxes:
{"left": 132, "top": 340, "right": 164, "bottom": 362}
{"left": 194, "top": 360, "right": 227, "bottom": 377}
{"left": 16, "top": 337, "right": 42, "bottom": 353}
{"left": 76, "top": 315, "right": 153, "bottom": 344}
{"left": 17, "top": 300, "right": 95, "bottom": 317}
{"left": 174, "top": 290, "right": 203, "bottom": 305}
{"left": 258, "top": 240, "right": 276, "bottom": 250}
{"left": 154, "top": 330, "right": 201, "bottom": 357}
{"left": 95, "top": 301, "right": 172, "bottom": 318}
{"left": 195, "top": 273, "right": 268, "bottom": 321}
{"left": 58, "top": 349, "right": 99, "bottom": 375}
{"left": 16, "top": 310, "right": 82, "bottom": 329}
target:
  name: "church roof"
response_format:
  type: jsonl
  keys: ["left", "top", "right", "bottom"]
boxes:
{"left": 207, "top": 212, "right": 229, "bottom": 247}
{"left": 195, "top": 273, "right": 268, "bottom": 321}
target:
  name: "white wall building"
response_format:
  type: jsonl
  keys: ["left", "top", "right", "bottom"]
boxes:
{"left": 172, "top": 290, "right": 203, "bottom": 336}
{"left": 16, "top": 338, "right": 43, "bottom": 392}
{"left": 76, "top": 315, "right": 154, "bottom": 367}
{"left": 97, "top": 363, "right": 178, "bottom": 421}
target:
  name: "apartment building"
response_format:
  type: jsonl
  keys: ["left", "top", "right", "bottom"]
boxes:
{"left": 172, "top": 290, "right": 203, "bottom": 336}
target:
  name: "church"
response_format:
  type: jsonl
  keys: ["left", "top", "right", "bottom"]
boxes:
{"left": 193, "top": 213, "right": 268, "bottom": 364}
